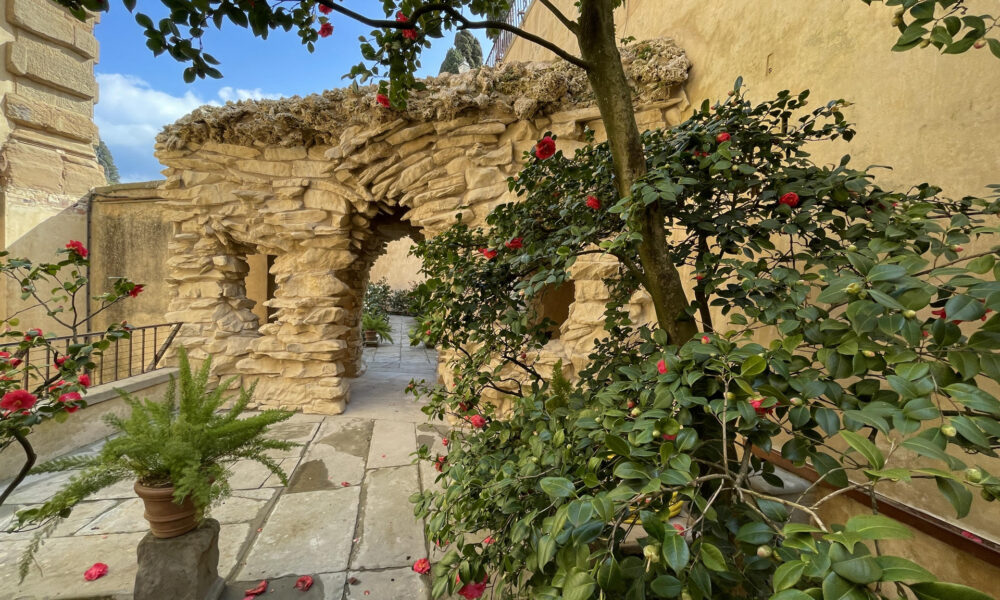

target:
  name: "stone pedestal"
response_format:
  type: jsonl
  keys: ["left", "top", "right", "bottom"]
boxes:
{"left": 134, "top": 518, "right": 225, "bottom": 600}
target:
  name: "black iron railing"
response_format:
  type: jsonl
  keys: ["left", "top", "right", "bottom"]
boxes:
{"left": 485, "top": 0, "right": 533, "bottom": 66}
{"left": 1, "top": 323, "right": 182, "bottom": 389}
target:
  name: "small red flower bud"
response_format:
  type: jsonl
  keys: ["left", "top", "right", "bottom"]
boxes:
{"left": 716, "top": 132, "right": 731, "bottom": 143}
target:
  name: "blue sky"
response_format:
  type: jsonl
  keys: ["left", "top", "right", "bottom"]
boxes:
{"left": 94, "top": 4, "right": 491, "bottom": 182}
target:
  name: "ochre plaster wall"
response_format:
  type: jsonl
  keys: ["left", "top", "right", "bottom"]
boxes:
{"left": 368, "top": 237, "right": 425, "bottom": 291}
{"left": 88, "top": 182, "right": 173, "bottom": 331}
{"left": 504, "top": 0, "right": 1000, "bottom": 198}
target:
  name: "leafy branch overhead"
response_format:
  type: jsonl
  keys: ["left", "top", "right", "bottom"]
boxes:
{"left": 53, "top": 0, "right": 997, "bottom": 90}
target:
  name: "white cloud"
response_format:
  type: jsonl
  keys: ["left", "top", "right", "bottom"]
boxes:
{"left": 217, "top": 86, "right": 283, "bottom": 103}
{"left": 95, "top": 73, "right": 282, "bottom": 150}
{"left": 95, "top": 74, "right": 283, "bottom": 183}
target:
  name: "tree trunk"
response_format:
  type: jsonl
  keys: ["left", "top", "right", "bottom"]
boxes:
{"left": 576, "top": 0, "right": 697, "bottom": 344}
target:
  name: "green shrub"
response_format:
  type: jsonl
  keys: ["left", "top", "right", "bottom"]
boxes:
{"left": 409, "top": 83, "right": 1000, "bottom": 600}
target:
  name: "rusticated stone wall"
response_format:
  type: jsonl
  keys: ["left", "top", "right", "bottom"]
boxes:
{"left": 0, "top": 0, "right": 104, "bottom": 247}
{"left": 154, "top": 39, "right": 692, "bottom": 414}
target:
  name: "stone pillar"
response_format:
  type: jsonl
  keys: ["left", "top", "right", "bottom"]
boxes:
{"left": 164, "top": 224, "right": 260, "bottom": 373}
{"left": 237, "top": 250, "right": 353, "bottom": 414}
{"left": 134, "top": 518, "right": 224, "bottom": 600}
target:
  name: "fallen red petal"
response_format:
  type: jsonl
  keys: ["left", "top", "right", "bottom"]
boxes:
{"left": 83, "top": 562, "right": 108, "bottom": 581}
{"left": 294, "top": 575, "right": 314, "bottom": 591}
{"left": 245, "top": 580, "right": 268, "bottom": 596}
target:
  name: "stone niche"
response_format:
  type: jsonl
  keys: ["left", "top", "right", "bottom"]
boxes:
{"left": 155, "top": 39, "right": 693, "bottom": 414}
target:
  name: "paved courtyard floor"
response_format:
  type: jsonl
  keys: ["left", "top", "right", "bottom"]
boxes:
{"left": 0, "top": 316, "right": 451, "bottom": 599}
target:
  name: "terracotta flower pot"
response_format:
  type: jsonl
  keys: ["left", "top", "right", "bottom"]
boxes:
{"left": 134, "top": 482, "right": 198, "bottom": 538}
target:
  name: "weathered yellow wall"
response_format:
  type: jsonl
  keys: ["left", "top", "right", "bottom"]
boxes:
{"left": 505, "top": 0, "right": 1000, "bottom": 198}
{"left": 89, "top": 182, "right": 172, "bottom": 331}
{"left": 368, "top": 237, "right": 425, "bottom": 291}
{"left": 505, "top": 0, "right": 1000, "bottom": 587}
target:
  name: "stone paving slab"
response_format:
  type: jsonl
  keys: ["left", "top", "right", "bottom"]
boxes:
{"left": 345, "top": 567, "right": 429, "bottom": 600}
{"left": 5, "top": 471, "right": 77, "bottom": 505}
{"left": 264, "top": 420, "right": 320, "bottom": 459}
{"left": 238, "top": 487, "right": 361, "bottom": 580}
{"left": 223, "top": 572, "right": 347, "bottom": 600}
{"left": 351, "top": 465, "right": 424, "bottom": 570}
{"left": 367, "top": 420, "right": 416, "bottom": 469}
{"left": 1, "top": 499, "right": 118, "bottom": 540}
{"left": 88, "top": 477, "right": 138, "bottom": 501}
{"left": 287, "top": 419, "right": 372, "bottom": 493}
{"left": 2, "top": 531, "right": 146, "bottom": 599}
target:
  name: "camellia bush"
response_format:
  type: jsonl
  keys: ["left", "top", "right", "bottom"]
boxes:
{"left": 0, "top": 241, "right": 142, "bottom": 506}
{"left": 408, "top": 83, "right": 1000, "bottom": 600}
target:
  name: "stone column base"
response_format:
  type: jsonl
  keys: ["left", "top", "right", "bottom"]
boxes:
{"left": 134, "top": 518, "right": 224, "bottom": 600}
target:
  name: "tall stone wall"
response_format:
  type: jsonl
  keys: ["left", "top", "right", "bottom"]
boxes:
{"left": 154, "top": 39, "right": 692, "bottom": 415}
{"left": 0, "top": 0, "right": 105, "bottom": 324}
{"left": 0, "top": 0, "right": 104, "bottom": 244}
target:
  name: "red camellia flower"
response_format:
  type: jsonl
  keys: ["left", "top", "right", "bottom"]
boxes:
{"left": 78, "top": 373, "right": 91, "bottom": 388}
{"left": 533, "top": 136, "right": 556, "bottom": 160}
{"left": 505, "top": 238, "right": 523, "bottom": 250}
{"left": 376, "top": 94, "right": 390, "bottom": 108}
{"left": 672, "top": 523, "right": 685, "bottom": 534}
{"left": 434, "top": 455, "right": 446, "bottom": 471}
{"left": 931, "top": 308, "right": 947, "bottom": 319}
{"left": 779, "top": 192, "right": 800, "bottom": 208}
{"left": 412, "top": 558, "right": 431, "bottom": 575}
{"left": 83, "top": 562, "right": 108, "bottom": 581}
{"left": 441, "top": 438, "right": 448, "bottom": 446}
{"left": 396, "top": 12, "right": 418, "bottom": 40}
{"left": 24, "top": 328, "right": 42, "bottom": 341}
{"left": 2, "top": 390, "right": 37, "bottom": 411}
{"left": 662, "top": 433, "right": 677, "bottom": 441}
{"left": 469, "top": 414, "right": 487, "bottom": 429}
{"left": 318, "top": 3, "right": 332, "bottom": 14}
{"left": 294, "top": 575, "right": 314, "bottom": 591}
{"left": 750, "top": 397, "right": 773, "bottom": 416}
{"left": 48, "top": 379, "right": 67, "bottom": 392}
{"left": 458, "top": 402, "right": 469, "bottom": 412}
{"left": 483, "top": 536, "right": 495, "bottom": 545}
{"left": 318, "top": 22, "right": 333, "bottom": 38}
{"left": 66, "top": 240, "right": 88, "bottom": 259}
{"left": 55, "top": 355, "right": 68, "bottom": 367}
{"left": 716, "top": 132, "right": 731, "bottom": 143}
{"left": 657, "top": 359, "right": 668, "bottom": 375}
{"left": 59, "top": 391, "right": 82, "bottom": 413}
{"left": 457, "top": 576, "right": 489, "bottom": 599}
{"left": 585, "top": 196, "right": 601, "bottom": 210}
{"left": 479, "top": 248, "right": 498, "bottom": 260}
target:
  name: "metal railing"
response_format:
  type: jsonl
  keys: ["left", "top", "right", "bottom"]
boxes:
{"left": 2, "top": 323, "right": 182, "bottom": 389}
{"left": 485, "top": 0, "right": 534, "bottom": 66}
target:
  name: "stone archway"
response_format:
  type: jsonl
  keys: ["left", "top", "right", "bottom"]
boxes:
{"left": 157, "top": 38, "right": 693, "bottom": 414}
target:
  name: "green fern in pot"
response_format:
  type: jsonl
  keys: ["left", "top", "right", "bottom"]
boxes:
{"left": 14, "top": 347, "right": 295, "bottom": 544}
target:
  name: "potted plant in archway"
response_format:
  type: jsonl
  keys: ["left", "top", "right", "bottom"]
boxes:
{"left": 362, "top": 312, "right": 393, "bottom": 347}
{"left": 12, "top": 348, "right": 294, "bottom": 542}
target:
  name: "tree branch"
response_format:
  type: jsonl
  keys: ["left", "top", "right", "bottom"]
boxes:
{"left": 0, "top": 430, "right": 36, "bottom": 506}
{"left": 538, "top": 0, "right": 579, "bottom": 34}
{"left": 315, "top": 0, "right": 590, "bottom": 70}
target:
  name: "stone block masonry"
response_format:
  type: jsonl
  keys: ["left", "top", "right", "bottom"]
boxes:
{"left": 155, "top": 39, "right": 693, "bottom": 414}
{"left": 0, "top": 0, "right": 105, "bottom": 248}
